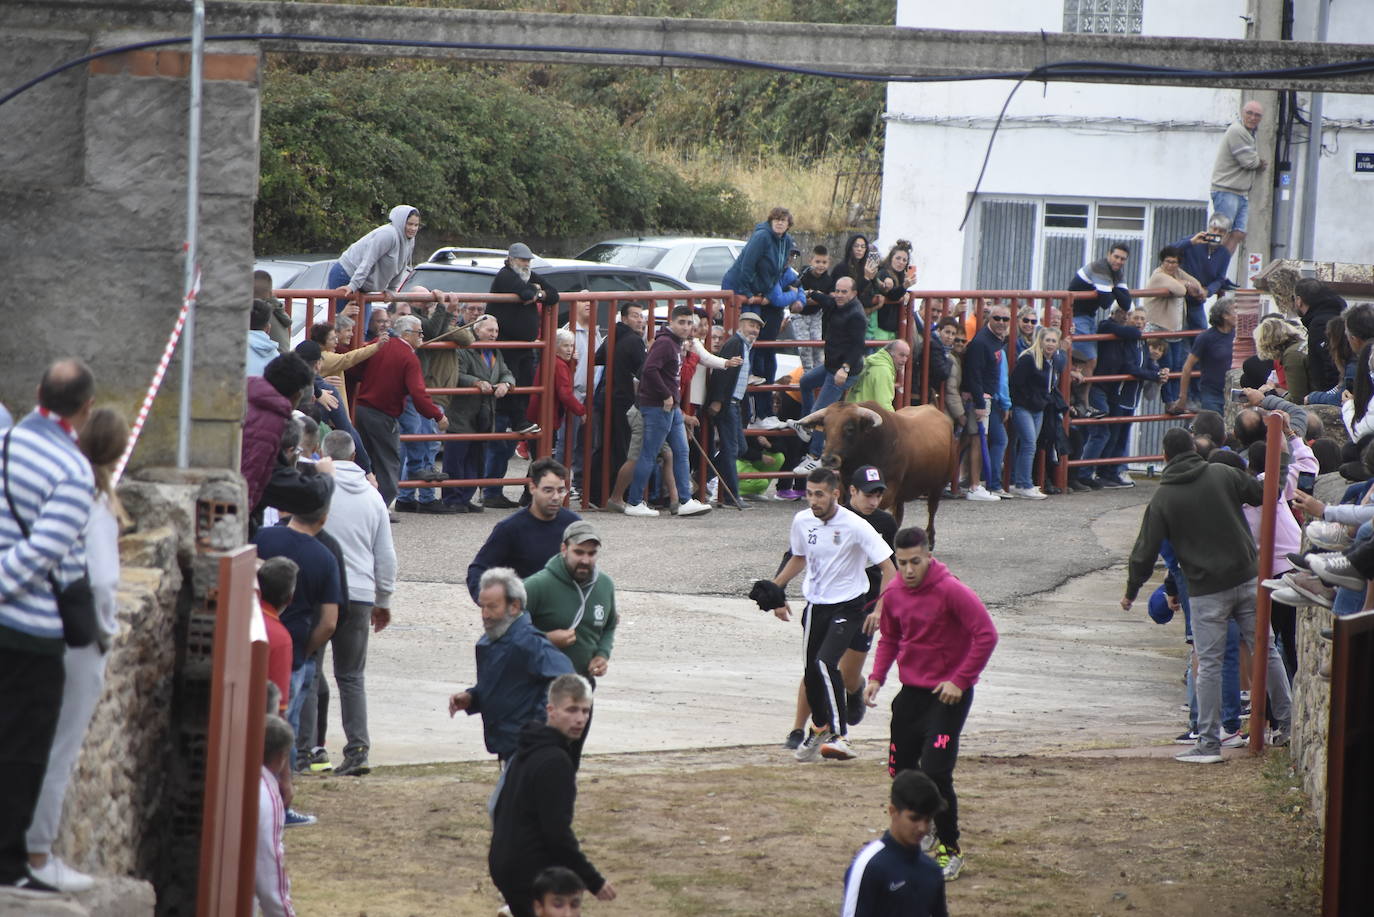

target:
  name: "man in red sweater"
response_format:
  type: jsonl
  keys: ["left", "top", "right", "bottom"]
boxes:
{"left": 353, "top": 314, "right": 448, "bottom": 508}
{"left": 257, "top": 557, "right": 299, "bottom": 716}
{"left": 863, "top": 526, "right": 997, "bottom": 883}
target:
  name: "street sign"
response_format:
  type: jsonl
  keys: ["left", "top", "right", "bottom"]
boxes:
{"left": 1356, "top": 151, "right": 1374, "bottom": 173}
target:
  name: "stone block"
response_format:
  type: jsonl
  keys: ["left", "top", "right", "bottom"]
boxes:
{"left": 0, "top": 34, "right": 89, "bottom": 189}
{"left": 83, "top": 73, "right": 260, "bottom": 199}
{"left": 118, "top": 526, "right": 177, "bottom": 571}
{"left": 1291, "top": 602, "right": 1332, "bottom": 828}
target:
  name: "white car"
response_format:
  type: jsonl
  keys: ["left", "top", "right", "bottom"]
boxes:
{"left": 575, "top": 236, "right": 745, "bottom": 290}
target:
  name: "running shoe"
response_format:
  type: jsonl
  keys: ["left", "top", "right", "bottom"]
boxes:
{"left": 753, "top": 415, "right": 787, "bottom": 430}
{"left": 846, "top": 689, "right": 867, "bottom": 726}
{"left": 935, "top": 844, "right": 965, "bottom": 880}
{"left": 1310, "top": 553, "right": 1367, "bottom": 591}
{"left": 1220, "top": 729, "right": 1248, "bottom": 749}
{"left": 307, "top": 746, "right": 333, "bottom": 773}
{"left": 785, "top": 419, "right": 813, "bottom": 443}
{"left": 794, "top": 727, "right": 829, "bottom": 762}
{"left": 783, "top": 728, "right": 804, "bottom": 750}
{"left": 820, "top": 735, "right": 859, "bottom": 761}
{"left": 1174, "top": 746, "right": 1223, "bottom": 764}
{"left": 1306, "top": 520, "right": 1353, "bottom": 551}
{"left": 792, "top": 456, "right": 822, "bottom": 474}
{"left": 1174, "top": 730, "right": 1200, "bottom": 744}
{"left": 965, "top": 485, "right": 999, "bottom": 502}
{"left": 1281, "top": 571, "right": 1336, "bottom": 608}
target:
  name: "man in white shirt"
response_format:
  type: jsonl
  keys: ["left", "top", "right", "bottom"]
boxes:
{"left": 766, "top": 468, "right": 895, "bottom": 761}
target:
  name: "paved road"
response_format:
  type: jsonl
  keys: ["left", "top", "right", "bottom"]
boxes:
{"left": 331, "top": 480, "right": 1186, "bottom": 767}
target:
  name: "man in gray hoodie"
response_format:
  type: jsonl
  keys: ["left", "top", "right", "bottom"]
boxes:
{"left": 319, "top": 431, "right": 397, "bottom": 776}
{"left": 327, "top": 205, "right": 421, "bottom": 336}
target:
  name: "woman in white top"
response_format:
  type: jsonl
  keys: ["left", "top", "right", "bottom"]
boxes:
{"left": 26, "top": 408, "right": 128, "bottom": 893}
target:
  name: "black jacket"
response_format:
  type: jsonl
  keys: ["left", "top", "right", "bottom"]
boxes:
{"left": 488, "top": 265, "right": 561, "bottom": 342}
{"left": 1009, "top": 349, "right": 1061, "bottom": 413}
{"left": 488, "top": 723, "right": 605, "bottom": 895}
{"left": 798, "top": 266, "right": 835, "bottom": 317}
{"left": 961, "top": 327, "right": 1009, "bottom": 404}
{"left": 1300, "top": 291, "right": 1347, "bottom": 392}
{"left": 706, "top": 332, "right": 749, "bottom": 405}
{"left": 595, "top": 322, "right": 647, "bottom": 405}
{"left": 840, "top": 831, "right": 948, "bottom": 917}
{"left": 825, "top": 300, "right": 868, "bottom": 374}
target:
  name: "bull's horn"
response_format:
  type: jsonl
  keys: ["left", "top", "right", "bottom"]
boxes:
{"left": 855, "top": 406, "right": 883, "bottom": 427}
{"left": 798, "top": 408, "right": 828, "bottom": 426}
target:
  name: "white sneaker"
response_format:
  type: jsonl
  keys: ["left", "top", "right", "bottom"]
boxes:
{"left": 28, "top": 857, "right": 95, "bottom": 893}
{"left": 785, "top": 419, "right": 813, "bottom": 443}
{"left": 1008, "top": 485, "right": 1047, "bottom": 500}
{"left": 793, "top": 456, "right": 822, "bottom": 474}
{"left": 753, "top": 415, "right": 786, "bottom": 430}
{"left": 965, "top": 485, "right": 1000, "bottom": 502}
{"left": 794, "top": 727, "right": 829, "bottom": 762}
{"left": 623, "top": 502, "right": 659, "bottom": 517}
{"left": 675, "top": 498, "right": 712, "bottom": 517}
{"left": 1306, "top": 520, "right": 1353, "bottom": 551}
{"left": 820, "top": 735, "right": 859, "bottom": 761}
{"left": 1220, "top": 729, "right": 1248, "bottom": 749}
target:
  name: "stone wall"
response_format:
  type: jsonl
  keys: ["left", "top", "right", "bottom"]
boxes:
{"left": 1291, "top": 603, "right": 1332, "bottom": 827}
{"left": 0, "top": 10, "right": 261, "bottom": 474}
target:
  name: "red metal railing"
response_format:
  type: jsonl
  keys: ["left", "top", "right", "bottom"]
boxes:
{"left": 276, "top": 284, "right": 1261, "bottom": 506}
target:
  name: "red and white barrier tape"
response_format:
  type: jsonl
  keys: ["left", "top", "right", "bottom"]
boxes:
{"left": 112, "top": 266, "right": 200, "bottom": 484}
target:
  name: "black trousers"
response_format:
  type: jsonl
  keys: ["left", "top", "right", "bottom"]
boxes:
{"left": 803, "top": 598, "right": 866, "bottom": 736}
{"left": 505, "top": 348, "right": 536, "bottom": 424}
{"left": 888, "top": 684, "right": 974, "bottom": 851}
{"left": 0, "top": 645, "right": 64, "bottom": 883}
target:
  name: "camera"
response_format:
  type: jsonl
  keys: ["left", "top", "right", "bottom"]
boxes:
{"left": 1203, "top": 232, "right": 1223, "bottom": 244}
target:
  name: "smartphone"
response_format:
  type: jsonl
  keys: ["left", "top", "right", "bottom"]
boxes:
{"left": 1230, "top": 388, "right": 1247, "bottom": 402}
{"left": 866, "top": 252, "right": 881, "bottom": 269}
{"left": 1297, "top": 471, "right": 1316, "bottom": 494}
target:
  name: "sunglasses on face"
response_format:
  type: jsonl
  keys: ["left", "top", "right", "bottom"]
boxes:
{"left": 989, "top": 316, "right": 1011, "bottom": 323}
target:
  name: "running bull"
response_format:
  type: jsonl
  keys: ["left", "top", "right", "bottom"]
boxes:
{"left": 797, "top": 401, "right": 955, "bottom": 544}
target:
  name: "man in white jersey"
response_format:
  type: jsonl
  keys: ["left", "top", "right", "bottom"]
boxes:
{"left": 766, "top": 467, "right": 895, "bottom": 761}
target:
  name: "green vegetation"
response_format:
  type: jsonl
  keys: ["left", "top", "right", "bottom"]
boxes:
{"left": 255, "top": 0, "right": 893, "bottom": 252}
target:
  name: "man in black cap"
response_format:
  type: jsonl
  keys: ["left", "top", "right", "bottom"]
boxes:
{"left": 489, "top": 242, "right": 560, "bottom": 438}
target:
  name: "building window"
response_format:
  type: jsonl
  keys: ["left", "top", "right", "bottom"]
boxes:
{"left": 972, "top": 196, "right": 1205, "bottom": 292}
{"left": 1063, "top": 0, "right": 1143, "bottom": 35}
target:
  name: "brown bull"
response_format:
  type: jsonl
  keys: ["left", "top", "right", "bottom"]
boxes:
{"left": 799, "top": 401, "right": 955, "bottom": 545}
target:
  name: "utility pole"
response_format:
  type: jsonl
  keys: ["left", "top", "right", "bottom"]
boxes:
{"left": 1240, "top": 0, "right": 1284, "bottom": 287}
{"left": 1297, "top": 0, "right": 1332, "bottom": 260}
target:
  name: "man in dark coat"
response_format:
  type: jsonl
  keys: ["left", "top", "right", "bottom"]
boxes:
{"left": 448, "top": 567, "right": 572, "bottom": 762}
{"left": 590, "top": 302, "right": 647, "bottom": 504}
{"left": 488, "top": 674, "right": 616, "bottom": 917}
{"left": 1294, "top": 278, "right": 1347, "bottom": 393}
{"left": 489, "top": 242, "right": 560, "bottom": 434}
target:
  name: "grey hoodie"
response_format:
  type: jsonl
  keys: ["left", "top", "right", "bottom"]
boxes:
{"left": 336, "top": 204, "right": 418, "bottom": 293}
{"left": 322, "top": 460, "right": 397, "bottom": 607}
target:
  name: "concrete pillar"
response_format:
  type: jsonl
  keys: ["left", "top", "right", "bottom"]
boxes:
{"left": 0, "top": 32, "right": 260, "bottom": 474}
{"left": 1237, "top": 0, "right": 1284, "bottom": 285}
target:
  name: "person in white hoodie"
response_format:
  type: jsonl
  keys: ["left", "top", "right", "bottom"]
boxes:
{"left": 26, "top": 408, "right": 128, "bottom": 893}
{"left": 319, "top": 430, "right": 397, "bottom": 776}
{"left": 327, "top": 204, "right": 421, "bottom": 336}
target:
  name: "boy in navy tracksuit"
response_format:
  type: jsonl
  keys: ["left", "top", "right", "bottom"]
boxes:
{"left": 840, "top": 770, "right": 948, "bottom": 917}
{"left": 1079, "top": 308, "right": 1162, "bottom": 488}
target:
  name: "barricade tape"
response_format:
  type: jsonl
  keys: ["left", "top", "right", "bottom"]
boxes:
{"left": 113, "top": 266, "right": 200, "bottom": 484}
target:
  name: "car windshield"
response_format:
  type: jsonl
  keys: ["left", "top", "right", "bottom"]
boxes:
{"left": 256, "top": 261, "right": 307, "bottom": 288}
{"left": 403, "top": 268, "right": 496, "bottom": 294}
{"left": 575, "top": 243, "right": 665, "bottom": 269}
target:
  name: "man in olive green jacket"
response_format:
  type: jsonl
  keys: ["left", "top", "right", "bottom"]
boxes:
{"left": 523, "top": 520, "right": 618, "bottom": 768}
{"left": 844, "top": 340, "right": 910, "bottom": 410}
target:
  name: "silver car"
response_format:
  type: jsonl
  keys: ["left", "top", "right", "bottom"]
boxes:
{"left": 575, "top": 236, "right": 745, "bottom": 290}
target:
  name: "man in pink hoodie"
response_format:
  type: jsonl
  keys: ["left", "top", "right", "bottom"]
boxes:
{"left": 863, "top": 527, "right": 998, "bottom": 883}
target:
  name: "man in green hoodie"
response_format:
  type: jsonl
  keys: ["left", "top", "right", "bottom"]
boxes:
{"left": 523, "top": 521, "right": 618, "bottom": 767}
{"left": 1122, "top": 427, "right": 1292, "bottom": 763}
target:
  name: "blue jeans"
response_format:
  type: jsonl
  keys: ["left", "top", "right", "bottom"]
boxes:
{"left": 1199, "top": 387, "right": 1225, "bottom": 415}
{"left": 1071, "top": 313, "right": 1098, "bottom": 361}
{"left": 715, "top": 401, "right": 746, "bottom": 506}
{"left": 286, "top": 657, "right": 318, "bottom": 749}
{"left": 1009, "top": 406, "right": 1043, "bottom": 489}
{"left": 628, "top": 405, "right": 691, "bottom": 506}
{"left": 800, "top": 364, "right": 859, "bottom": 458}
{"left": 442, "top": 439, "right": 483, "bottom": 506}
{"left": 320, "top": 382, "right": 371, "bottom": 473}
{"left": 1100, "top": 403, "right": 1135, "bottom": 480}
{"left": 1078, "top": 385, "right": 1114, "bottom": 481}
{"left": 395, "top": 399, "right": 436, "bottom": 504}
{"left": 555, "top": 414, "right": 585, "bottom": 487}
{"left": 326, "top": 261, "right": 366, "bottom": 335}
{"left": 1210, "top": 189, "right": 1249, "bottom": 234}
{"left": 483, "top": 408, "right": 521, "bottom": 501}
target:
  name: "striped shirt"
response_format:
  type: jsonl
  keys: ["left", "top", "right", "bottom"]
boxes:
{"left": 255, "top": 766, "right": 295, "bottom": 917}
{"left": 0, "top": 410, "right": 95, "bottom": 643}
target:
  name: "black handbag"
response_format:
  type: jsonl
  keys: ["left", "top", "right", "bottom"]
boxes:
{"left": 2, "top": 429, "right": 100, "bottom": 648}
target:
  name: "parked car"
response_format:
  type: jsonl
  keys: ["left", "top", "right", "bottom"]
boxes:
{"left": 574, "top": 236, "right": 745, "bottom": 290}
{"left": 255, "top": 255, "right": 339, "bottom": 344}
{"left": 401, "top": 257, "right": 696, "bottom": 328}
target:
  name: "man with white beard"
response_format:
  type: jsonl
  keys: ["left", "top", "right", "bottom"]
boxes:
{"left": 489, "top": 243, "right": 561, "bottom": 439}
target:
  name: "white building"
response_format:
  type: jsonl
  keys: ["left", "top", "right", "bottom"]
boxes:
{"left": 879, "top": 0, "right": 1374, "bottom": 292}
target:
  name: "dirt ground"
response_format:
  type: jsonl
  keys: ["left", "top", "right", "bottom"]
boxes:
{"left": 285, "top": 480, "right": 1325, "bottom": 914}
{"left": 286, "top": 744, "right": 1320, "bottom": 916}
